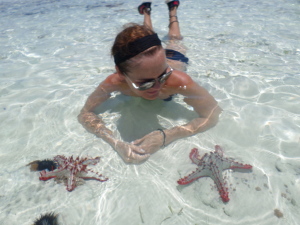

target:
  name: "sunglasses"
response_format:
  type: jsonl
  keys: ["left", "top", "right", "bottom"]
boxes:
{"left": 125, "top": 66, "right": 173, "bottom": 91}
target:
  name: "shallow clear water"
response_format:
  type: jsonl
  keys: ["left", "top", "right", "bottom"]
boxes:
{"left": 0, "top": 0, "right": 299, "bottom": 224}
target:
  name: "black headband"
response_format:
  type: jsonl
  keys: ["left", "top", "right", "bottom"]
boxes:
{"left": 113, "top": 33, "right": 162, "bottom": 65}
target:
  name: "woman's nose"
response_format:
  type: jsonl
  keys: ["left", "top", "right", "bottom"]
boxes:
{"left": 152, "top": 79, "right": 161, "bottom": 89}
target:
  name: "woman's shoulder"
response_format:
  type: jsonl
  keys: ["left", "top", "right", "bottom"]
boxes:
{"left": 97, "top": 73, "right": 127, "bottom": 93}
{"left": 166, "top": 69, "right": 194, "bottom": 87}
{"left": 103, "top": 72, "right": 124, "bottom": 84}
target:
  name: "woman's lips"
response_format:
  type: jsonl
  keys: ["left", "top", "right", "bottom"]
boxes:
{"left": 146, "top": 90, "right": 159, "bottom": 95}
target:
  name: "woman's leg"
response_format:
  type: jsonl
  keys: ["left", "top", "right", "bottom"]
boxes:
{"left": 143, "top": 8, "right": 153, "bottom": 30}
{"left": 168, "top": 3, "right": 182, "bottom": 40}
{"left": 165, "top": 1, "right": 187, "bottom": 71}
{"left": 138, "top": 2, "right": 153, "bottom": 30}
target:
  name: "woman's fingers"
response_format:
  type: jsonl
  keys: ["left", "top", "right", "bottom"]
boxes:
{"left": 123, "top": 150, "right": 150, "bottom": 164}
{"left": 130, "top": 152, "right": 150, "bottom": 163}
{"left": 130, "top": 144, "right": 146, "bottom": 154}
{"left": 131, "top": 138, "right": 144, "bottom": 145}
{"left": 116, "top": 141, "right": 150, "bottom": 163}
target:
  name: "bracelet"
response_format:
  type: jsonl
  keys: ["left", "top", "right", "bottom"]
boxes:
{"left": 157, "top": 129, "right": 166, "bottom": 147}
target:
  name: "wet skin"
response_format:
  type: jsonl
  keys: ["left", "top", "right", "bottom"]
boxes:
{"left": 78, "top": 48, "right": 222, "bottom": 163}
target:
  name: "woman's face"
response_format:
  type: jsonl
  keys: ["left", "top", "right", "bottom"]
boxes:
{"left": 124, "top": 48, "right": 169, "bottom": 100}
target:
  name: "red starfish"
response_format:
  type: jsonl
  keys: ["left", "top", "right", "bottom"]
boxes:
{"left": 177, "top": 145, "right": 252, "bottom": 202}
{"left": 39, "top": 155, "right": 108, "bottom": 191}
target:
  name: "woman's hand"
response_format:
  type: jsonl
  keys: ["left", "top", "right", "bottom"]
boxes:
{"left": 115, "top": 141, "right": 150, "bottom": 164}
{"left": 132, "top": 130, "right": 164, "bottom": 154}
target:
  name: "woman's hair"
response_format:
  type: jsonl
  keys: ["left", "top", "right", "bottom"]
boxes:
{"left": 111, "top": 23, "right": 162, "bottom": 74}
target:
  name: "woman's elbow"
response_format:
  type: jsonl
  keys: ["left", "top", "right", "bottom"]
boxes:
{"left": 210, "top": 106, "right": 222, "bottom": 127}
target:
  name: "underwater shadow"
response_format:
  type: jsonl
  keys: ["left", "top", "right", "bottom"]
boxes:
{"left": 94, "top": 94, "right": 198, "bottom": 142}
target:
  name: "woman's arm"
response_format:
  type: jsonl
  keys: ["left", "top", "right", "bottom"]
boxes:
{"left": 77, "top": 83, "right": 115, "bottom": 145}
{"left": 133, "top": 74, "right": 222, "bottom": 152}
{"left": 164, "top": 79, "right": 222, "bottom": 144}
{"left": 78, "top": 75, "right": 150, "bottom": 163}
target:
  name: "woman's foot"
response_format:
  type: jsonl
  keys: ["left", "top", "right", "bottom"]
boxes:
{"left": 167, "top": 1, "right": 179, "bottom": 29}
{"left": 165, "top": 0, "right": 180, "bottom": 10}
{"left": 138, "top": 2, "right": 152, "bottom": 15}
{"left": 167, "top": 0, "right": 182, "bottom": 40}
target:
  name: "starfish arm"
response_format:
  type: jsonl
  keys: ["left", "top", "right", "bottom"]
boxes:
{"left": 80, "top": 170, "right": 109, "bottom": 182}
{"left": 54, "top": 155, "right": 67, "bottom": 166}
{"left": 214, "top": 146, "right": 252, "bottom": 170}
{"left": 39, "top": 168, "right": 65, "bottom": 180}
{"left": 216, "top": 157, "right": 233, "bottom": 170}
{"left": 39, "top": 175, "right": 56, "bottom": 181}
{"left": 82, "top": 157, "right": 100, "bottom": 166}
{"left": 229, "top": 161, "right": 252, "bottom": 170}
{"left": 210, "top": 166, "right": 230, "bottom": 202}
{"left": 66, "top": 169, "right": 77, "bottom": 191}
{"left": 215, "top": 145, "right": 224, "bottom": 157}
{"left": 177, "top": 168, "right": 209, "bottom": 185}
{"left": 216, "top": 156, "right": 251, "bottom": 171}
{"left": 190, "top": 148, "right": 210, "bottom": 166}
{"left": 189, "top": 148, "right": 201, "bottom": 165}
{"left": 80, "top": 176, "right": 109, "bottom": 182}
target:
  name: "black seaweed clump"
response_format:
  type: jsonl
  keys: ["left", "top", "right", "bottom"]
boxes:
{"left": 34, "top": 212, "right": 58, "bottom": 225}
{"left": 27, "top": 159, "right": 58, "bottom": 172}
{"left": 37, "top": 159, "right": 58, "bottom": 171}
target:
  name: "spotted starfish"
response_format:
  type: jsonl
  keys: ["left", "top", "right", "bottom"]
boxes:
{"left": 177, "top": 145, "right": 252, "bottom": 202}
{"left": 39, "top": 155, "right": 108, "bottom": 191}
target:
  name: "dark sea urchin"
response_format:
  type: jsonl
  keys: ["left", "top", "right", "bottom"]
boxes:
{"left": 33, "top": 212, "right": 58, "bottom": 225}
{"left": 27, "top": 159, "right": 58, "bottom": 171}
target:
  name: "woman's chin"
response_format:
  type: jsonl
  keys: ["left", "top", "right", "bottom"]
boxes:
{"left": 143, "top": 91, "right": 159, "bottom": 100}
{"left": 143, "top": 95, "right": 158, "bottom": 100}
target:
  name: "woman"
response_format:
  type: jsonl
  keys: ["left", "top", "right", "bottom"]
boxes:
{"left": 78, "top": 0, "right": 222, "bottom": 163}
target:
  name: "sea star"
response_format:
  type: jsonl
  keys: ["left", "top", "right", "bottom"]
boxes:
{"left": 177, "top": 145, "right": 252, "bottom": 202}
{"left": 39, "top": 155, "right": 108, "bottom": 191}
